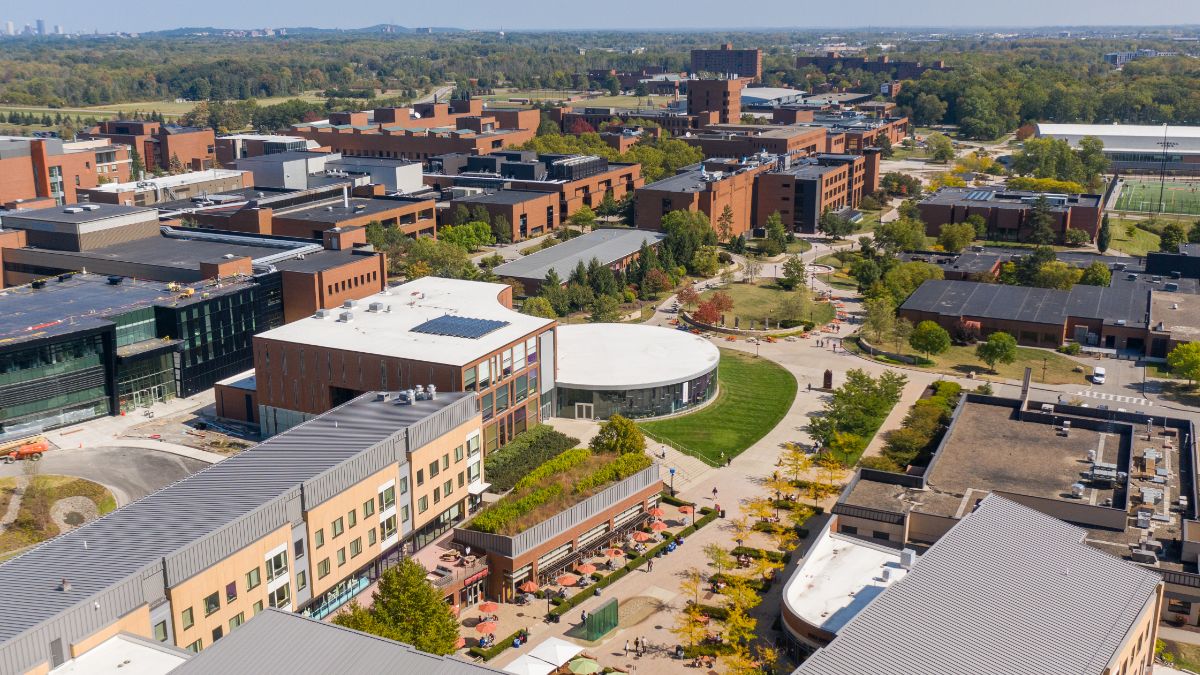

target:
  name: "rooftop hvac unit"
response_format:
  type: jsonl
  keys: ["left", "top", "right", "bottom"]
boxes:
{"left": 1071, "top": 482, "right": 1086, "bottom": 499}
{"left": 107, "top": 276, "right": 123, "bottom": 285}
{"left": 81, "top": 204, "right": 100, "bottom": 211}
{"left": 376, "top": 392, "right": 391, "bottom": 402}
{"left": 880, "top": 568, "right": 891, "bottom": 582}
{"left": 222, "top": 253, "right": 236, "bottom": 259}
{"left": 314, "top": 308, "right": 333, "bottom": 319}
{"left": 396, "top": 389, "right": 416, "bottom": 405}
{"left": 338, "top": 311, "right": 354, "bottom": 322}
{"left": 368, "top": 302, "right": 386, "bottom": 312}
{"left": 63, "top": 207, "right": 84, "bottom": 214}
{"left": 900, "top": 548, "right": 916, "bottom": 569}
{"left": 1087, "top": 448, "right": 1096, "bottom": 462}
{"left": 343, "top": 299, "right": 358, "bottom": 308}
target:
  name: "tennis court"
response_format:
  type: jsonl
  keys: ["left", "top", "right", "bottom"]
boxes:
{"left": 1114, "top": 177, "right": 1200, "bottom": 215}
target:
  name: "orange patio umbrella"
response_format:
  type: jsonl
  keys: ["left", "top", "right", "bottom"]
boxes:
{"left": 518, "top": 580, "right": 540, "bottom": 593}
{"left": 678, "top": 505, "right": 695, "bottom": 515}
{"left": 454, "top": 637, "right": 467, "bottom": 649}
{"left": 475, "top": 621, "right": 498, "bottom": 634}
{"left": 650, "top": 520, "right": 669, "bottom": 531}
{"left": 603, "top": 547, "right": 625, "bottom": 557}
{"left": 632, "top": 531, "right": 655, "bottom": 542}
{"left": 557, "top": 573, "right": 580, "bottom": 586}
{"left": 576, "top": 563, "right": 597, "bottom": 575}
{"left": 647, "top": 506, "right": 665, "bottom": 517}
{"left": 478, "top": 601, "right": 500, "bottom": 613}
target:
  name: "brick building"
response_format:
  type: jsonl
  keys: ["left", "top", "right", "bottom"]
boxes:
{"left": 449, "top": 190, "right": 559, "bottom": 241}
{"left": 232, "top": 277, "right": 557, "bottom": 450}
{"left": 794, "top": 52, "right": 949, "bottom": 79}
{"left": 290, "top": 100, "right": 538, "bottom": 163}
{"left": 634, "top": 156, "right": 778, "bottom": 237}
{"left": 918, "top": 186, "right": 1104, "bottom": 243}
{"left": 77, "top": 168, "right": 250, "bottom": 206}
{"left": 681, "top": 124, "right": 826, "bottom": 159}
{"left": 85, "top": 120, "right": 216, "bottom": 173}
{"left": 425, "top": 151, "right": 642, "bottom": 225}
{"left": 691, "top": 43, "right": 763, "bottom": 80}
{"left": 0, "top": 137, "right": 130, "bottom": 206}
{"left": 754, "top": 153, "right": 877, "bottom": 233}
{"left": 687, "top": 78, "right": 746, "bottom": 126}
{"left": 214, "top": 133, "right": 314, "bottom": 165}
{"left": 550, "top": 106, "right": 708, "bottom": 136}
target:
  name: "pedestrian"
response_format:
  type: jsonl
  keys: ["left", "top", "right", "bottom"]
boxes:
{"left": 625, "top": 640, "right": 630, "bottom": 656}
{"left": 712, "top": 486, "right": 719, "bottom": 500}
{"left": 647, "top": 557, "right": 654, "bottom": 573}
{"left": 581, "top": 609, "right": 588, "bottom": 623}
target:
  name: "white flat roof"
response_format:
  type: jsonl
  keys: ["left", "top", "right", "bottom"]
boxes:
{"left": 742, "top": 87, "right": 806, "bottom": 102}
{"left": 85, "top": 168, "right": 248, "bottom": 193}
{"left": 51, "top": 634, "right": 188, "bottom": 675}
{"left": 1036, "top": 123, "right": 1200, "bottom": 153}
{"left": 556, "top": 323, "right": 719, "bottom": 390}
{"left": 254, "top": 277, "right": 554, "bottom": 368}
{"left": 783, "top": 526, "right": 908, "bottom": 635}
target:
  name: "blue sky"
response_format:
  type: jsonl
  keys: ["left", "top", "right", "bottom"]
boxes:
{"left": 6, "top": 0, "right": 1199, "bottom": 34}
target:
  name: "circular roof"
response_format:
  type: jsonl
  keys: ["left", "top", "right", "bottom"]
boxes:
{"left": 556, "top": 324, "right": 720, "bottom": 391}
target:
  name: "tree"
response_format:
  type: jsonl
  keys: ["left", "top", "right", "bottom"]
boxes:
{"left": 589, "top": 414, "right": 645, "bottom": 455}
{"left": 567, "top": 204, "right": 596, "bottom": 231}
{"left": 596, "top": 191, "right": 619, "bottom": 217}
{"left": 168, "top": 153, "right": 185, "bottom": 175}
{"left": 129, "top": 145, "right": 145, "bottom": 178}
{"left": 1162, "top": 222, "right": 1188, "bottom": 252}
{"left": 1167, "top": 342, "right": 1200, "bottom": 386}
{"left": 693, "top": 299, "right": 721, "bottom": 325}
{"left": 975, "top": 331, "right": 1017, "bottom": 372}
{"left": 676, "top": 285, "right": 700, "bottom": 310}
{"left": 965, "top": 214, "right": 988, "bottom": 240}
{"left": 925, "top": 132, "right": 955, "bottom": 162}
{"left": 742, "top": 255, "right": 762, "bottom": 283}
{"left": 892, "top": 318, "right": 914, "bottom": 355}
{"left": 937, "top": 222, "right": 976, "bottom": 253}
{"left": 491, "top": 215, "right": 512, "bottom": 244}
{"left": 690, "top": 246, "right": 720, "bottom": 277}
{"left": 874, "top": 218, "right": 926, "bottom": 254}
{"left": 438, "top": 221, "right": 494, "bottom": 251}
{"left": 818, "top": 210, "right": 854, "bottom": 240}
{"left": 1032, "top": 261, "right": 1082, "bottom": 290}
{"left": 709, "top": 291, "right": 734, "bottom": 314}
{"left": 332, "top": 558, "right": 459, "bottom": 655}
{"left": 765, "top": 211, "right": 788, "bottom": 253}
{"left": 1027, "top": 196, "right": 1058, "bottom": 245}
{"left": 1097, "top": 214, "right": 1112, "bottom": 253}
{"left": 588, "top": 294, "right": 621, "bottom": 323}
{"left": 909, "top": 320, "right": 951, "bottom": 360}
{"left": 863, "top": 296, "right": 896, "bottom": 344}
{"left": 912, "top": 93, "right": 948, "bottom": 126}
{"left": 522, "top": 296, "right": 557, "bottom": 318}
{"left": 780, "top": 443, "right": 811, "bottom": 485}
{"left": 716, "top": 205, "right": 735, "bottom": 244}
{"left": 404, "top": 237, "right": 476, "bottom": 279}
{"left": 641, "top": 268, "right": 671, "bottom": 299}
{"left": 779, "top": 255, "right": 807, "bottom": 290}
{"left": 703, "top": 542, "right": 735, "bottom": 575}
{"left": 671, "top": 604, "right": 709, "bottom": 649}
{"left": 1079, "top": 261, "right": 1112, "bottom": 286}
{"left": 1063, "top": 228, "right": 1090, "bottom": 246}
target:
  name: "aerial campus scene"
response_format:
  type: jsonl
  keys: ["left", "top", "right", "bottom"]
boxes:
{"left": 6, "top": 2, "right": 1200, "bottom": 674}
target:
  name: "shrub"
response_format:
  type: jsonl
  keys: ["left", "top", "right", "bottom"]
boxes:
{"left": 731, "top": 546, "right": 788, "bottom": 563}
{"left": 931, "top": 381, "right": 962, "bottom": 400}
{"left": 573, "top": 452, "right": 653, "bottom": 493}
{"left": 468, "top": 629, "right": 528, "bottom": 661}
{"left": 484, "top": 425, "right": 580, "bottom": 492}
{"left": 860, "top": 455, "right": 903, "bottom": 472}
{"left": 1058, "top": 343, "right": 1082, "bottom": 355}
{"left": 513, "top": 448, "right": 592, "bottom": 492}
{"left": 469, "top": 485, "right": 564, "bottom": 533}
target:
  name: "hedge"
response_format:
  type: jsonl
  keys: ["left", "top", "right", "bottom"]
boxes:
{"left": 468, "top": 629, "right": 528, "bottom": 661}
{"left": 574, "top": 452, "right": 653, "bottom": 493}
{"left": 469, "top": 484, "right": 564, "bottom": 533}
{"left": 484, "top": 425, "right": 580, "bottom": 492}
{"left": 683, "top": 642, "right": 737, "bottom": 658}
{"left": 752, "top": 521, "right": 809, "bottom": 539}
{"left": 513, "top": 448, "right": 592, "bottom": 492}
{"left": 731, "top": 546, "right": 788, "bottom": 563}
{"left": 660, "top": 493, "right": 693, "bottom": 507}
{"left": 549, "top": 508, "right": 718, "bottom": 617}
{"left": 710, "top": 572, "right": 772, "bottom": 592}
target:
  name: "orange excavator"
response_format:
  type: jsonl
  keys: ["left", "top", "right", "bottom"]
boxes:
{"left": 1, "top": 435, "right": 50, "bottom": 464}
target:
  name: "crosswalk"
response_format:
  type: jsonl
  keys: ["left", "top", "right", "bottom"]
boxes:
{"left": 1073, "top": 390, "right": 1152, "bottom": 407}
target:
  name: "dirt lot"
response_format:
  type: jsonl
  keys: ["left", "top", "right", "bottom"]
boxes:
{"left": 120, "top": 407, "right": 258, "bottom": 456}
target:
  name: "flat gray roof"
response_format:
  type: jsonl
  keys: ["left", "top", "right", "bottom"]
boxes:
{"left": 492, "top": 228, "right": 666, "bottom": 282}
{"left": 0, "top": 392, "right": 471, "bottom": 644}
{"left": 170, "top": 610, "right": 502, "bottom": 675}
{"left": 454, "top": 190, "right": 552, "bottom": 206}
{"left": 796, "top": 495, "right": 1163, "bottom": 675}
{"left": 900, "top": 279, "right": 1152, "bottom": 328}
{"left": 1, "top": 203, "right": 156, "bottom": 225}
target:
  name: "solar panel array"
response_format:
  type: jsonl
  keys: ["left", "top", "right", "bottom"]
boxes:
{"left": 965, "top": 190, "right": 994, "bottom": 201}
{"left": 410, "top": 314, "right": 511, "bottom": 339}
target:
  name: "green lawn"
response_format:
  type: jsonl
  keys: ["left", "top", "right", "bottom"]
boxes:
{"left": 853, "top": 338, "right": 1086, "bottom": 385}
{"left": 640, "top": 350, "right": 797, "bottom": 465}
{"left": 1106, "top": 219, "right": 1161, "bottom": 257}
{"left": 699, "top": 280, "right": 834, "bottom": 329}
{"left": 1160, "top": 639, "right": 1200, "bottom": 672}
{"left": 1115, "top": 178, "right": 1200, "bottom": 216}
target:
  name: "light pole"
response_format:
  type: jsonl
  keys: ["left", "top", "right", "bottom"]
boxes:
{"left": 1158, "top": 123, "right": 1179, "bottom": 214}
{"left": 669, "top": 467, "right": 676, "bottom": 496}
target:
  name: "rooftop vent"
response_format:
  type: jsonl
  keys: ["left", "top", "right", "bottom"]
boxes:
{"left": 314, "top": 308, "right": 333, "bottom": 319}
{"left": 368, "top": 301, "right": 386, "bottom": 312}
{"left": 338, "top": 311, "right": 354, "bottom": 322}
{"left": 222, "top": 253, "right": 236, "bottom": 259}
{"left": 81, "top": 204, "right": 100, "bottom": 211}
{"left": 63, "top": 207, "right": 84, "bottom": 214}
{"left": 900, "top": 549, "right": 916, "bottom": 569}
{"left": 343, "top": 299, "right": 358, "bottom": 309}
{"left": 107, "top": 276, "right": 123, "bottom": 285}
{"left": 31, "top": 280, "right": 46, "bottom": 290}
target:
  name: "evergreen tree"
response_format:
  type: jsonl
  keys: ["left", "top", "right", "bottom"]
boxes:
{"left": 129, "top": 145, "right": 145, "bottom": 178}
{"left": 1097, "top": 213, "right": 1111, "bottom": 253}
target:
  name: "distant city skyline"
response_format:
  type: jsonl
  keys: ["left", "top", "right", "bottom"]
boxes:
{"left": 2, "top": 0, "right": 1200, "bottom": 35}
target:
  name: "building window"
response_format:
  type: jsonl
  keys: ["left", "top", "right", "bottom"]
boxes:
{"left": 187, "top": 640, "right": 202, "bottom": 654}
{"left": 351, "top": 537, "right": 362, "bottom": 558}
{"left": 182, "top": 607, "right": 194, "bottom": 630}
{"left": 332, "top": 517, "right": 344, "bottom": 538}
{"left": 293, "top": 539, "right": 305, "bottom": 560}
{"left": 442, "top": 454, "right": 450, "bottom": 470}
{"left": 416, "top": 469, "right": 425, "bottom": 486}
{"left": 380, "top": 485, "right": 396, "bottom": 509}
{"left": 467, "top": 435, "right": 480, "bottom": 457}
{"left": 266, "top": 550, "right": 288, "bottom": 580}
{"left": 455, "top": 445, "right": 464, "bottom": 462}
{"left": 246, "top": 567, "right": 261, "bottom": 590}
{"left": 363, "top": 499, "right": 375, "bottom": 517}
{"left": 315, "top": 528, "right": 325, "bottom": 548}
{"left": 318, "top": 558, "right": 331, "bottom": 579}
{"left": 337, "top": 548, "right": 346, "bottom": 566}
{"left": 429, "top": 460, "right": 439, "bottom": 479}
{"left": 444, "top": 479, "right": 453, "bottom": 497}
{"left": 296, "top": 570, "right": 307, "bottom": 592}
{"left": 204, "top": 592, "right": 220, "bottom": 617}
{"left": 369, "top": 528, "right": 378, "bottom": 545}
{"left": 269, "top": 584, "right": 290, "bottom": 609}
{"left": 398, "top": 478, "right": 408, "bottom": 495}
{"left": 229, "top": 613, "right": 244, "bottom": 631}
{"left": 154, "top": 621, "right": 168, "bottom": 642}
{"left": 433, "top": 486, "right": 441, "bottom": 504}
{"left": 348, "top": 509, "right": 357, "bottom": 528}
{"left": 458, "top": 471, "right": 465, "bottom": 488}
{"left": 418, "top": 496, "right": 429, "bottom": 513}
{"left": 401, "top": 505, "right": 410, "bottom": 523}
{"left": 225, "top": 581, "right": 237, "bottom": 603}
{"left": 381, "top": 515, "right": 397, "bottom": 539}
{"left": 252, "top": 601, "right": 263, "bottom": 616}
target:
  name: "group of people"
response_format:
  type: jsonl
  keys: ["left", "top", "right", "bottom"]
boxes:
{"left": 624, "top": 637, "right": 649, "bottom": 657}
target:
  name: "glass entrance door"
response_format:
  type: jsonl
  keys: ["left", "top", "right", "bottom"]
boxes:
{"left": 575, "top": 403, "right": 593, "bottom": 419}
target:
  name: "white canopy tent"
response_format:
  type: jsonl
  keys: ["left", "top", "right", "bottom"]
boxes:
{"left": 503, "top": 655, "right": 557, "bottom": 675}
{"left": 528, "top": 636, "right": 584, "bottom": 667}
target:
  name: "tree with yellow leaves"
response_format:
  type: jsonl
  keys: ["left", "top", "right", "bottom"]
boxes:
{"left": 743, "top": 497, "right": 775, "bottom": 523}
{"left": 704, "top": 542, "right": 735, "bottom": 576}
{"left": 680, "top": 567, "right": 705, "bottom": 606}
{"left": 671, "top": 603, "right": 709, "bottom": 650}
{"left": 779, "top": 443, "right": 811, "bottom": 484}
{"left": 750, "top": 555, "right": 783, "bottom": 583}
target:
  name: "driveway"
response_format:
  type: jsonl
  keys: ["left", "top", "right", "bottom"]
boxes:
{"left": 0, "top": 446, "right": 207, "bottom": 506}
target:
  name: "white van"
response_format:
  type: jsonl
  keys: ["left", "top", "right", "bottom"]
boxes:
{"left": 1092, "top": 367, "right": 1107, "bottom": 384}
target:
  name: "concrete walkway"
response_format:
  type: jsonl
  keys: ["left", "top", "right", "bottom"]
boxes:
{"left": 1161, "top": 625, "right": 1200, "bottom": 647}
{"left": 860, "top": 379, "right": 928, "bottom": 461}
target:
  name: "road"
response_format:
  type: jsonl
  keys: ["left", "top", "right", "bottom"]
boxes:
{"left": 0, "top": 446, "right": 207, "bottom": 507}
{"left": 413, "top": 85, "right": 455, "bottom": 105}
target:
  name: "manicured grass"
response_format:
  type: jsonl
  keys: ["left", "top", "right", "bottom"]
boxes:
{"left": 1115, "top": 177, "right": 1200, "bottom": 215}
{"left": 0, "top": 475, "right": 116, "bottom": 558}
{"left": 699, "top": 281, "right": 835, "bottom": 329}
{"left": 854, "top": 209, "right": 885, "bottom": 233}
{"left": 1160, "top": 639, "right": 1200, "bottom": 672}
{"left": 640, "top": 350, "right": 797, "bottom": 465}
{"left": 853, "top": 339, "right": 1086, "bottom": 385}
{"left": 814, "top": 251, "right": 863, "bottom": 291}
{"left": 1107, "top": 219, "right": 1160, "bottom": 257}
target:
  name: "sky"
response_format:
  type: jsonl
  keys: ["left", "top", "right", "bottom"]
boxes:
{"left": 5, "top": 0, "right": 1199, "bottom": 34}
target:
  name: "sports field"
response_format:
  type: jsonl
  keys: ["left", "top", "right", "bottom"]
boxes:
{"left": 1114, "top": 177, "right": 1200, "bottom": 215}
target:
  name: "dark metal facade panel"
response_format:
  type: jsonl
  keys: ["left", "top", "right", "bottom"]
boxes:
{"left": 406, "top": 395, "right": 478, "bottom": 450}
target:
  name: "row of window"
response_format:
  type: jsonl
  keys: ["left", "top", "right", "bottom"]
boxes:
{"left": 481, "top": 372, "right": 537, "bottom": 422}
{"left": 463, "top": 336, "right": 539, "bottom": 391}
{"left": 325, "top": 270, "right": 379, "bottom": 297}
{"left": 177, "top": 549, "right": 291, "bottom": 645}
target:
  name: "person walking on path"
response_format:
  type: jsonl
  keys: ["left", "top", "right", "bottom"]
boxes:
{"left": 647, "top": 557, "right": 654, "bottom": 573}
{"left": 624, "top": 640, "right": 630, "bottom": 657}
{"left": 712, "top": 486, "right": 719, "bottom": 501}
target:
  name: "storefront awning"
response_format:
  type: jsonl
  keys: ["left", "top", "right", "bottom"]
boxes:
{"left": 468, "top": 481, "right": 492, "bottom": 496}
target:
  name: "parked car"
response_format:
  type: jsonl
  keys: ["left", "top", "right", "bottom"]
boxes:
{"left": 1092, "top": 367, "right": 1107, "bottom": 384}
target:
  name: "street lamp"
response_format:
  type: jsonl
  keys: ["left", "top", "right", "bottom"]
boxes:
{"left": 669, "top": 467, "right": 676, "bottom": 496}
